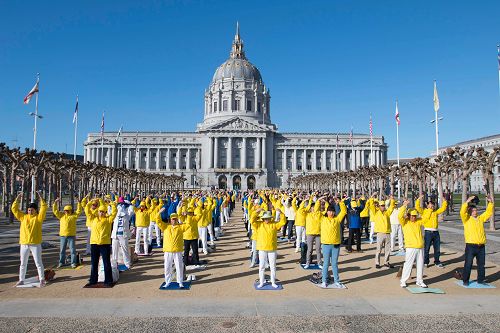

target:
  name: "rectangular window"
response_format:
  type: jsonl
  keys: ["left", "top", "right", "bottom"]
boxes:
{"left": 214, "top": 102, "right": 218, "bottom": 112}
{"left": 257, "top": 102, "right": 261, "bottom": 113}
{"left": 297, "top": 165, "right": 302, "bottom": 171}
{"left": 234, "top": 99, "right": 240, "bottom": 111}
{"left": 223, "top": 100, "right": 228, "bottom": 111}
{"left": 307, "top": 164, "right": 312, "bottom": 170}
{"left": 246, "top": 100, "right": 252, "bottom": 111}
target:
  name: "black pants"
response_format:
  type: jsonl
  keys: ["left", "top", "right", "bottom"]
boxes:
{"left": 463, "top": 243, "right": 486, "bottom": 284}
{"left": 90, "top": 244, "right": 112, "bottom": 285}
{"left": 424, "top": 230, "right": 441, "bottom": 265}
{"left": 347, "top": 228, "right": 362, "bottom": 251}
{"left": 361, "top": 217, "right": 370, "bottom": 239}
{"left": 184, "top": 239, "right": 200, "bottom": 266}
{"left": 282, "top": 219, "right": 294, "bottom": 238}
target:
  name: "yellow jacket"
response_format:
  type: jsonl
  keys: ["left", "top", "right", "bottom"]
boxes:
{"left": 306, "top": 200, "right": 328, "bottom": 235}
{"left": 320, "top": 202, "right": 347, "bottom": 245}
{"left": 415, "top": 198, "right": 448, "bottom": 230}
{"left": 398, "top": 206, "right": 424, "bottom": 248}
{"left": 359, "top": 199, "right": 369, "bottom": 218}
{"left": 197, "top": 198, "right": 216, "bottom": 227}
{"left": 368, "top": 198, "right": 395, "bottom": 234}
{"left": 251, "top": 212, "right": 286, "bottom": 251}
{"left": 12, "top": 199, "right": 47, "bottom": 245}
{"left": 179, "top": 213, "right": 200, "bottom": 240}
{"left": 83, "top": 198, "right": 99, "bottom": 228}
{"left": 134, "top": 206, "right": 152, "bottom": 227}
{"left": 88, "top": 203, "right": 117, "bottom": 245}
{"left": 295, "top": 199, "right": 312, "bottom": 227}
{"left": 158, "top": 220, "right": 188, "bottom": 252}
{"left": 460, "top": 202, "right": 494, "bottom": 245}
{"left": 53, "top": 202, "right": 82, "bottom": 237}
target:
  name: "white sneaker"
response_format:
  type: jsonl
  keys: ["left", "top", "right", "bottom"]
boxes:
{"left": 304, "top": 263, "right": 310, "bottom": 269}
{"left": 295, "top": 248, "right": 299, "bottom": 253}
{"left": 38, "top": 279, "right": 46, "bottom": 288}
{"left": 400, "top": 281, "right": 407, "bottom": 288}
{"left": 271, "top": 283, "right": 279, "bottom": 289}
{"left": 333, "top": 282, "right": 344, "bottom": 288}
{"left": 164, "top": 282, "right": 171, "bottom": 288}
{"left": 15, "top": 280, "right": 24, "bottom": 286}
{"left": 257, "top": 283, "right": 264, "bottom": 289}
{"left": 249, "top": 263, "right": 255, "bottom": 268}
{"left": 416, "top": 282, "right": 428, "bottom": 288}
{"left": 321, "top": 282, "right": 327, "bottom": 288}
{"left": 318, "top": 263, "right": 323, "bottom": 269}
{"left": 203, "top": 250, "right": 208, "bottom": 255}
{"left": 178, "top": 283, "right": 184, "bottom": 289}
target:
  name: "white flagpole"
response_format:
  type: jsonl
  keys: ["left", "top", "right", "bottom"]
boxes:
{"left": 31, "top": 73, "right": 40, "bottom": 203}
{"left": 434, "top": 80, "right": 439, "bottom": 157}
{"left": 73, "top": 95, "right": 78, "bottom": 161}
{"left": 497, "top": 44, "right": 500, "bottom": 97}
{"left": 100, "top": 111, "right": 105, "bottom": 165}
{"left": 396, "top": 101, "right": 401, "bottom": 200}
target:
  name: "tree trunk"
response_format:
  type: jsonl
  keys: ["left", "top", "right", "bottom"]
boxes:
{"left": 488, "top": 174, "right": 496, "bottom": 231}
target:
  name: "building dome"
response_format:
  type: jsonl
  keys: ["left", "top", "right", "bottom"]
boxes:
{"left": 212, "top": 58, "right": 262, "bottom": 83}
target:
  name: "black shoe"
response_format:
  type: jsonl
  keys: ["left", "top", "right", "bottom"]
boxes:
{"left": 463, "top": 280, "right": 469, "bottom": 287}
{"left": 103, "top": 283, "right": 114, "bottom": 288}
{"left": 384, "top": 263, "right": 394, "bottom": 269}
{"left": 375, "top": 264, "right": 381, "bottom": 269}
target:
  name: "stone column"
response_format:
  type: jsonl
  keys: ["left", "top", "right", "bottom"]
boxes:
{"left": 110, "top": 147, "right": 115, "bottom": 167}
{"left": 214, "top": 137, "right": 219, "bottom": 169}
{"left": 165, "top": 148, "right": 170, "bottom": 170}
{"left": 375, "top": 149, "right": 380, "bottom": 166}
{"left": 292, "top": 149, "right": 297, "bottom": 171}
{"left": 146, "top": 148, "right": 151, "bottom": 170}
{"left": 209, "top": 137, "right": 214, "bottom": 168}
{"left": 282, "top": 149, "right": 287, "bottom": 171}
{"left": 256, "top": 138, "right": 261, "bottom": 169}
{"left": 303, "top": 149, "right": 306, "bottom": 170}
{"left": 126, "top": 148, "right": 131, "bottom": 169}
{"left": 227, "top": 137, "right": 232, "bottom": 169}
{"left": 262, "top": 137, "right": 267, "bottom": 169}
{"left": 322, "top": 150, "right": 327, "bottom": 171}
{"left": 176, "top": 148, "right": 181, "bottom": 170}
{"left": 156, "top": 148, "right": 160, "bottom": 170}
{"left": 313, "top": 149, "right": 317, "bottom": 171}
{"left": 241, "top": 137, "right": 247, "bottom": 169}
{"left": 197, "top": 148, "right": 202, "bottom": 169}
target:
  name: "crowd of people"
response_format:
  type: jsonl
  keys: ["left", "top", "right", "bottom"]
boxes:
{"left": 10, "top": 188, "right": 494, "bottom": 289}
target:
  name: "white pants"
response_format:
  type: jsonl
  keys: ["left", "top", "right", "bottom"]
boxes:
{"left": 295, "top": 226, "right": 306, "bottom": 250}
{"left": 401, "top": 248, "right": 424, "bottom": 284}
{"left": 207, "top": 223, "right": 215, "bottom": 244}
{"left": 112, "top": 236, "right": 131, "bottom": 268}
{"left": 390, "top": 224, "right": 404, "bottom": 251}
{"left": 19, "top": 244, "right": 44, "bottom": 282}
{"left": 135, "top": 226, "right": 149, "bottom": 254}
{"left": 369, "top": 221, "right": 375, "bottom": 241}
{"left": 164, "top": 252, "right": 183, "bottom": 285}
{"left": 86, "top": 227, "right": 91, "bottom": 254}
{"left": 250, "top": 240, "right": 258, "bottom": 265}
{"left": 223, "top": 207, "right": 229, "bottom": 225}
{"left": 198, "top": 227, "right": 208, "bottom": 252}
{"left": 148, "top": 221, "right": 161, "bottom": 245}
{"left": 258, "top": 250, "right": 277, "bottom": 285}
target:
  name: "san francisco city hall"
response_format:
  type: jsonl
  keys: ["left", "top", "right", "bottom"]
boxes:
{"left": 84, "top": 26, "right": 388, "bottom": 190}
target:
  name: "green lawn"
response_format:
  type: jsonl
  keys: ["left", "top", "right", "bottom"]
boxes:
{"left": 451, "top": 193, "right": 500, "bottom": 207}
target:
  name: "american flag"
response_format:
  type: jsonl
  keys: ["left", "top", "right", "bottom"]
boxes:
{"left": 433, "top": 81, "right": 439, "bottom": 113}
{"left": 497, "top": 44, "right": 500, "bottom": 71}
{"left": 72, "top": 96, "right": 79, "bottom": 124}
{"left": 369, "top": 115, "right": 373, "bottom": 137}
{"left": 100, "top": 112, "right": 105, "bottom": 139}
{"left": 23, "top": 78, "right": 39, "bottom": 104}
{"left": 395, "top": 101, "right": 400, "bottom": 125}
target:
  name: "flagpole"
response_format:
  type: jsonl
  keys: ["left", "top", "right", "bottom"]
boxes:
{"left": 396, "top": 101, "right": 401, "bottom": 200}
{"left": 497, "top": 44, "right": 500, "bottom": 97}
{"left": 434, "top": 80, "right": 439, "bottom": 157}
{"left": 31, "top": 73, "right": 40, "bottom": 203}
{"left": 100, "top": 111, "right": 105, "bottom": 165}
{"left": 73, "top": 95, "right": 78, "bottom": 161}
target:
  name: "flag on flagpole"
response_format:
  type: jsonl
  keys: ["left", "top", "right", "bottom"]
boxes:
{"left": 497, "top": 44, "right": 500, "bottom": 71}
{"left": 100, "top": 112, "right": 105, "bottom": 139}
{"left": 116, "top": 125, "right": 123, "bottom": 140}
{"left": 349, "top": 127, "right": 353, "bottom": 144}
{"left": 73, "top": 96, "right": 79, "bottom": 124}
{"left": 433, "top": 81, "right": 440, "bottom": 113}
{"left": 369, "top": 115, "right": 373, "bottom": 137}
{"left": 395, "top": 101, "right": 400, "bottom": 125}
{"left": 336, "top": 133, "right": 339, "bottom": 150}
{"left": 23, "top": 79, "right": 39, "bottom": 104}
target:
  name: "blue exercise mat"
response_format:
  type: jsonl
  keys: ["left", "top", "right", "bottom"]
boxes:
{"left": 301, "top": 264, "right": 321, "bottom": 270}
{"left": 277, "top": 237, "right": 289, "bottom": 243}
{"left": 456, "top": 280, "right": 495, "bottom": 289}
{"left": 392, "top": 250, "right": 406, "bottom": 256}
{"left": 406, "top": 287, "right": 445, "bottom": 294}
{"left": 159, "top": 281, "right": 192, "bottom": 290}
{"left": 118, "top": 264, "right": 129, "bottom": 272}
{"left": 253, "top": 281, "right": 283, "bottom": 290}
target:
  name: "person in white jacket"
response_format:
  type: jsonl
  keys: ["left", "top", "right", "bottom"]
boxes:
{"left": 282, "top": 196, "right": 297, "bottom": 241}
{"left": 111, "top": 197, "right": 135, "bottom": 269}
{"left": 390, "top": 204, "right": 404, "bottom": 252}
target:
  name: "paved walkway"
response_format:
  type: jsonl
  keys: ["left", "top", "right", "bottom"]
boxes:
{"left": 0, "top": 204, "right": 499, "bottom": 332}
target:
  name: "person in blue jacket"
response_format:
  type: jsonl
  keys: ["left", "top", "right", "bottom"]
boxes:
{"left": 345, "top": 198, "right": 365, "bottom": 252}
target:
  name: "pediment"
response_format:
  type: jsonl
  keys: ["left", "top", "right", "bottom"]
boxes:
{"left": 86, "top": 137, "right": 116, "bottom": 145}
{"left": 202, "top": 117, "right": 268, "bottom": 132}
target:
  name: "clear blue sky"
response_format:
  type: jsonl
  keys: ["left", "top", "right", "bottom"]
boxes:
{"left": 1, "top": 0, "right": 499, "bottom": 159}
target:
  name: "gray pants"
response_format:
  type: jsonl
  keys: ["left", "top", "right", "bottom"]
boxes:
{"left": 375, "top": 232, "right": 391, "bottom": 266}
{"left": 306, "top": 234, "right": 321, "bottom": 265}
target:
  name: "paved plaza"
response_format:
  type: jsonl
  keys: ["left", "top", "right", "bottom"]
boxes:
{"left": 0, "top": 205, "right": 499, "bottom": 333}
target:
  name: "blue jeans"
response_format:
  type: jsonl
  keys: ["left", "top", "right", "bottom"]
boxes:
{"left": 463, "top": 244, "right": 485, "bottom": 284}
{"left": 322, "top": 244, "right": 340, "bottom": 284}
{"left": 424, "top": 230, "right": 441, "bottom": 265}
{"left": 60, "top": 236, "right": 76, "bottom": 265}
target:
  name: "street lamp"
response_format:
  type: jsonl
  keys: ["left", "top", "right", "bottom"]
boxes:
{"left": 430, "top": 117, "right": 444, "bottom": 156}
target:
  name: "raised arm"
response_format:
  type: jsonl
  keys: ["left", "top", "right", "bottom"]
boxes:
{"left": 52, "top": 198, "right": 63, "bottom": 219}
{"left": 435, "top": 199, "right": 448, "bottom": 215}
{"left": 398, "top": 200, "right": 409, "bottom": 226}
{"left": 336, "top": 200, "right": 347, "bottom": 222}
{"left": 460, "top": 196, "right": 475, "bottom": 223}
{"left": 479, "top": 198, "right": 494, "bottom": 223}
{"left": 11, "top": 193, "right": 25, "bottom": 222}
{"left": 415, "top": 195, "right": 424, "bottom": 215}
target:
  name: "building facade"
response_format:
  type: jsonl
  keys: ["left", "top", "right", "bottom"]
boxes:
{"left": 439, "top": 134, "right": 500, "bottom": 193}
{"left": 84, "top": 26, "right": 388, "bottom": 190}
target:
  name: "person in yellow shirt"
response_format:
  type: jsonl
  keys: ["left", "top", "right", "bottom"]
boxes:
{"left": 250, "top": 208, "right": 286, "bottom": 288}
{"left": 53, "top": 197, "right": 82, "bottom": 268}
{"left": 294, "top": 197, "right": 311, "bottom": 253}
{"left": 157, "top": 212, "right": 189, "bottom": 288}
{"left": 82, "top": 195, "right": 98, "bottom": 255}
{"left": 133, "top": 197, "right": 151, "bottom": 254}
{"left": 398, "top": 201, "right": 427, "bottom": 288}
{"left": 415, "top": 194, "right": 447, "bottom": 268}
{"left": 368, "top": 194, "right": 395, "bottom": 269}
{"left": 12, "top": 191, "right": 47, "bottom": 287}
{"left": 86, "top": 200, "right": 117, "bottom": 287}
{"left": 320, "top": 198, "right": 347, "bottom": 288}
{"left": 305, "top": 196, "right": 328, "bottom": 268}
{"left": 460, "top": 195, "right": 494, "bottom": 286}
{"left": 180, "top": 207, "right": 201, "bottom": 267}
